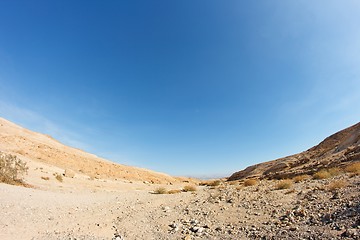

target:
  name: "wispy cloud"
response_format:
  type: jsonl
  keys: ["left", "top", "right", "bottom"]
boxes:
{"left": 0, "top": 100, "right": 89, "bottom": 150}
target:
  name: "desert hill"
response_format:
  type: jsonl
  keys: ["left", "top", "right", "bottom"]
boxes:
{"left": 0, "top": 117, "right": 178, "bottom": 184}
{"left": 228, "top": 122, "right": 360, "bottom": 181}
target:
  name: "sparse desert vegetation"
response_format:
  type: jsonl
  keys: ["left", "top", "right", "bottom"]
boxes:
{"left": 167, "top": 189, "right": 181, "bottom": 194}
{"left": 1, "top": 117, "right": 360, "bottom": 240}
{"left": 55, "top": 173, "right": 63, "bottom": 182}
{"left": 0, "top": 151, "right": 28, "bottom": 185}
{"left": 327, "top": 180, "right": 348, "bottom": 191}
{"left": 293, "top": 174, "right": 310, "bottom": 183}
{"left": 275, "top": 179, "right": 292, "bottom": 190}
{"left": 345, "top": 162, "right": 360, "bottom": 175}
{"left": 328, "top": 167, "right": 342, "bottom": 176}
{"left": 243, "top": 179, "right": 258, "bottom": 187}
{"left": 182, "top": 185, "right": 197, "bottom": 192}
{"left": 313, "top": 167, "right": 344, "bottom": 180}
{"left": 200, "top": 180, "right": 221, "bottom": 187}
{"left": 313, "top": 169, "right": 332, "bottom": 179}
{"left": 154, "top": 187, "right": 167, "bottom": 194}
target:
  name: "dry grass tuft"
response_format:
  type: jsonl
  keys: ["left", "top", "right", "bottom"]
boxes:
{"left": 154, "top": 187, "right": 167, "bottom": 194}
{"left": 328, "top": 180, "right": 348, "bottom": 191}
{"left": 0, "top": 151, "right": 28, "bottom": 185}
{"left": 275, "top": 179, "right": 293, "bottom": 190}
{"left": 313, "top": 169, "right": 331, "bottom": 179}
{"left": 313, "top": 167, "right": 344, "bottom": 180}
{"left": 55, "top": 174, "right": 63, "bottom": 182}
{"left": 183, "top": 185, "right": 197, "bottom": 192}
{"left": 293, "top": 174, "right": 310, "bottom": 183}
{"left": 227, "top": 181, "right": 238, "bottom": 185}
{"left": 200, "top": 180, "right": 221, "bottom": 187}
{"left": 243, "top": 179, "right": 258, "bottom": 187}
{"left": 167, "top": 189, "right": 181, "bottom": 194}
{"left": 345, "top": 162, "right": 360, "bottom": 175}
{"left": 328, "top": 167, "right": 342, "bottom": 176}
{"left": 41, "top": 176, "right": 50, "bottom": 180}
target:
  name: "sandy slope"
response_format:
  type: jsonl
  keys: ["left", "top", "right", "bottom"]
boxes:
{"left": 0, "top": 117, "right": 180, "bottom": 184}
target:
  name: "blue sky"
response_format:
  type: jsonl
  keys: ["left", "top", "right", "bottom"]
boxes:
{"left": 0, "top": 1, "right": 359, "bottom": 178}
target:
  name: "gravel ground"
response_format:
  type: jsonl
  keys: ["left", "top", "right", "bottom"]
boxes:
{"left": 1, "top": 173, "right": 359, "bottom": 240}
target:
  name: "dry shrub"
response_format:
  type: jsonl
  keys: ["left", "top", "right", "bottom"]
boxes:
{"left": 167, "top": 189, "right": 181, "bottom": 194}
{"left": 200, "top": 180, "right": 221, "bottom": 187}
{"left": 328, "top": 180, "right": 348, "bottom": 191}
{"left": 275, "top": 179, "right": 293, "bottom": 190}
{"left": 0, "top": 151, "right": 28, "bottom": 185}
{"left": 244, "top": 179, "right": 258, "bottom": 187}
{"left": 293, "top": 174, "right": 310, "bottom": 183}
{"left": 313, "top": 167, "right": 343, "bottom": 180}
{"left": 345, "top": 162, "right": 360, "bottom": 175}
{"left": 41, "top": 176, "right": 50, "bottom": 180}
{"left": 328, "top": 167, "right": 342, "bottom": 176}
{"left": 154, "top": 187, "right": 167, "bottom": 194}
{"left": 55, "top": 174, "right": 63, "bottom": 182}
{"left": 228, "top": 181, "right": 238, "bottom": 185}
{"left": 209, "top": 180, "right": 221, "bottom": 186}
{"left": 182, "top": 185, "right": 197, "bottom": 192}
{"left": 313, "top": 169, "right": 331, "bottom": 179}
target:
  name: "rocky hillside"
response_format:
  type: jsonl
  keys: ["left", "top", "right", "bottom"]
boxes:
{"left": 0, "top": 117, "right": 178, "bottom": 184}
{"left": 228, "top": 122, "right": 360, "bottom": 181}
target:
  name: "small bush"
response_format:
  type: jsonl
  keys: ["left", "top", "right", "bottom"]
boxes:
{"left": 328, "top": 167, "right": 342, "bottom": 176}
{"left": 328, "top": 180, "right": 348, "bottom": 191}
{"left": 293, "top": 174, "right": 310, "bottom": 183}
{"left": 55, "top": 174, "right": 63, "bottom": 182}
{"left": 41, "top": 176, "right": 50, "bottom": 180}
{"left": 154, "top": 187, "right": 167, "bottom": 194}
{"left": 200, "top": 180, "right": 221, "bottom": 187}
{"left": 208, "top": 180, "right": 221, "bottom": 186}
{"left": 345, "top": 162, "right": 360, "bottom": 175}
{"left": 0, "top": 151, "right": 28, "bottom": 185}
{"left": 182, "top": 185, "right": 197, "bottom": 192}
{"left": 313, "top": 170, "right": 331, "bottom": 180}
{"left": 167, "top": 189, "right": 181, "bottom": 194}
{"left": 244, "top": 179, "right": 258, "bottom": 187}
{"left": 275, "top": 180, "right": 293, "bottom": 190}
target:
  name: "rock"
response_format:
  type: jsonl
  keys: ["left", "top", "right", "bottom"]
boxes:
{"left": 112, "top": 234, "right": 125, "bottom": 240}
{"left": 64, "top": 169, "right": 75, "bottom": 178}
{"left": 341, "top": 229, "right": 359, "bottom": 238}
{"left": 163, "top": 206, "right": 171, "bottom": 212}
{"left": 190, "top": 226, "right": 203, "bottom": 233}
{"left": 215, "top": 227, "right": 222, "bottom": 231}
{"left": 184, "top": 235, "right": 192, "bottom": 240}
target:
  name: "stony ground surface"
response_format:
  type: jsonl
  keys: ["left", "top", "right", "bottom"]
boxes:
{"left": 1, "top": 171, "right": 359, "bottom": 240}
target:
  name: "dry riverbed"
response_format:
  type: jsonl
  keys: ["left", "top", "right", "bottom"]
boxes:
{"left": 1, "top": 171, "right": 359, "bottom": 240}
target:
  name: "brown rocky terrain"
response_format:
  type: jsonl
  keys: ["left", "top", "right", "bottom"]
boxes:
{"left": 228, "top": 122, "right": 360, "bottom": 181}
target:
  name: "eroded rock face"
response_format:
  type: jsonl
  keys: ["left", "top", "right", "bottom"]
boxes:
{"left": 228, "top": 122, "right": 360, "bottom": 181}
